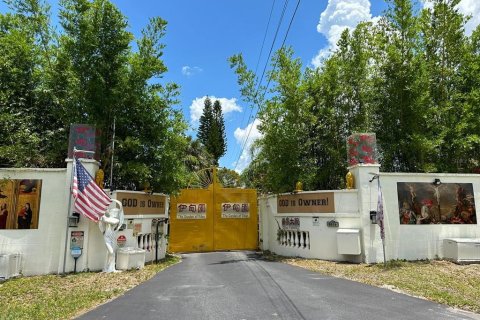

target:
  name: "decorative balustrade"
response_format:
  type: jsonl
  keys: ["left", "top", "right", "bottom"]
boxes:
{"left": 277, "top": 229, "right": 310, "bottom": 249}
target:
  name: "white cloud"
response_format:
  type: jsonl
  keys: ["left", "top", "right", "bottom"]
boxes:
{"left": 181, "top": 65, "right": 203, "bottom": 77}
{"left": 456, "top": 0, "right": 480, "bottom": 35}
{"left": 420, "top": 0, "right": 433, "bottom": 10}
{"left": 189, "top": 96, "right": 243, "bottom": 125}
{"left": 233, "top": 119, "right": 262, "bottom": 173}
{"left": 312, "top": 0, "right": 376, "bottom": 68}
{"left": 422, "top": 0, "right": 480, "bottom": 35}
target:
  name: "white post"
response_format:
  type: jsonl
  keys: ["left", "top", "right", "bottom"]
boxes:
{"left": 349, "top": 163, "right": 381, "bottom": 263}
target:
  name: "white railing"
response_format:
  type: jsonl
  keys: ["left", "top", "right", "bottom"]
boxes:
{"left": 277, "top": 230, "right": 310, "bottom": 249}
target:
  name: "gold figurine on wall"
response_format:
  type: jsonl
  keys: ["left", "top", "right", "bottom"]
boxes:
{"left": 294, "top": 181, "right": 303, "bottom": 193}
{"left": 346, "top": 171, "right": 355, "bottom": 189}
{"left": 95, "top": 168, "right": 105, "bottom": 189}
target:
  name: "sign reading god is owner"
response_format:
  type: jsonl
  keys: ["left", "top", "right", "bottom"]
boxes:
{"left": 277, "top": 192, "right": 335, "bottom": 214}
{"left": 221, "top": 203, "right": 250, "bottom": 218}
{"left": 177, "top": 203, "right": 207, "bottom": 219}
{"left": 116, "top": 192, "right": 166, "bottom": 216}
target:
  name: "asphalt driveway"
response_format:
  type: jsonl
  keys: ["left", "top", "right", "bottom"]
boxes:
{"left": 78, "top": 251, "right": 479, "bottom": 320}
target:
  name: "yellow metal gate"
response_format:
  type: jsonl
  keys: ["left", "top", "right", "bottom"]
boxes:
{"left": 168, "top": 171, "right": 257, "bottom": 253}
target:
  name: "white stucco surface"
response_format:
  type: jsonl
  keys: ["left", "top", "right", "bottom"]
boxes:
{"left": 259, "top": 165, "right": 480, "bottom": 263}
{"left": 0, "top": 160, "right": 168, "bottom": 276}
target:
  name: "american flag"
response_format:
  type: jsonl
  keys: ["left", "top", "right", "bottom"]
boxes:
{"left": 72, "top": 159, "right": 111, "bottom": 222}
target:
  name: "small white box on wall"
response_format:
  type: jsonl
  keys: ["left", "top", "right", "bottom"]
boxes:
{"left": 443, "top": 238, "right": 480, "bottom": 263}
{"left": 336, "top": 229, "right": 361, "bottom": 255}
{"left": 0, "top": 253, "right": 21, "bottom": 280}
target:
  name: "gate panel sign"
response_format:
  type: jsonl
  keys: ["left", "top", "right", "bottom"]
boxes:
{"left": 277, "top": 192, "right": 335, "bottom": 213}
{"left": 176, "top": 203, "right": 207, "bottom": 219}
{"left": 221, "top": 203, "right": 250, "bottom": 218}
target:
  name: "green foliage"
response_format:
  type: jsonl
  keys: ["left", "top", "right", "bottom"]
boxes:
{"left": 217, "top": 167, "right": 241, "bottom": 188}
{"left": 0, "top": 0, "right": 189, "bottom": 193}
{"left": 184, "top": 137, "right": 215, "bottom": 174}
{"left": 231, "top": 0, "right": 480, "bottom": 193}
{"left": 197, "top": 97, "right": 227, "bottom": 165}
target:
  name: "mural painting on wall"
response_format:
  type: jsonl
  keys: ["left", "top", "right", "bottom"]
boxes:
{"left": 0, "top": 179, "right": 42, "bottom": 229}
{"left": 397, "top": 182, "right": 476, "bottom": 225}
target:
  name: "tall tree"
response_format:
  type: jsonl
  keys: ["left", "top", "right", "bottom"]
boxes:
{"left": 420, "top": 0, "right": 469, "bottom": 172}
{"left": 197, "top": 97, "right": 213, "bottom": 151}
{"left": 230, "top": 0, "right": 479, "bottom": 193}
{"left": 0, "top": 0, "right": 189, "bottom": 193}
{"left": 197, "top": 97, "right": 227, "bottom": 165}
{"left": 211, "top": 100, "right": 227, "bottom": 163}
{"left": 231, "top": 47, "right": 309, "bottom": 192}
{"left": 374, "top": 0, "right": 432, "bottom": 172}
{"left": 0, "top": 0, "right": 61, "bottom": 167}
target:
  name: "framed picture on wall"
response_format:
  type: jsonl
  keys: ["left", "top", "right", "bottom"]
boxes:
{"left": 0, "top": 179, "right": 42, "bottom": 230}
{"left": 397, "top": 182, "right": 476, "bottom": 225}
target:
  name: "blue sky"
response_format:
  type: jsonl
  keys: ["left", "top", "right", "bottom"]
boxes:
{"left": 107, "top": 0, "right": 387, "bottom": 171}
{"left": 2, "top": 0, "right": 479, "bottom": 172}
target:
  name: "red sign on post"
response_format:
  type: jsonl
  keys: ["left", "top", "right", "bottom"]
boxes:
{"left": 68, "top": 124, "right": 101, "bottom": 160}
{"left": 117, "top": 235, "right": 127, "bottom": 247}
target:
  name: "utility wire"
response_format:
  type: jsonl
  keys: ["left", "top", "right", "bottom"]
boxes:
{"left": 237, "top": 0, "right": 277, "bottom": 135}
{"left": 234, "top": 0, "right": 291, "bottom": 170}
{"left": 234, "top": 0, "right": 301, "bottom": 172}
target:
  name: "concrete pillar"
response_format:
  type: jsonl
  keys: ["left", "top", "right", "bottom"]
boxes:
{"left": 348, "top": 164, "right": 383, "bottom": 263}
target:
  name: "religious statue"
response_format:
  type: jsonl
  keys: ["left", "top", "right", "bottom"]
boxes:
{"left": 98, "top": 199, "right": 124, "bottom": 273}
{"left": 346, "top": 171, "right": 355, "bottom": 189}
{"left": 95, "top": 168, "right": 104, "bottom": 189}
{"left": 294, "top": 181, "right": 303, "bottom": 193}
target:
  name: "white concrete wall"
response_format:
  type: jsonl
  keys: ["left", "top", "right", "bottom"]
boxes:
{"left": 0, "top": 160, "right": 169, "bottom": 276}
{"left": 379, "top": 173, "right": 480, "bottom": 261}
{"left": 0, "top": 167, "right": 68, "bottom": 276}
{"left": 259, "top": 190, "right": 362, "bottom": 262}
{"left": 0, "top": 160, "right": 106, "bottom": 275}
{"left": 259, "top": 165, "right": 480, "bottom": 264}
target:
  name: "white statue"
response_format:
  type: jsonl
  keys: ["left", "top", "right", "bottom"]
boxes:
{"left": 98, "top": 199, "right": 124, "bottom": 273}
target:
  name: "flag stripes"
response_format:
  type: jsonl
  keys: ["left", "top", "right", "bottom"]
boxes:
{"left": 72, "top": 159, "right": 111, "bottom": 222}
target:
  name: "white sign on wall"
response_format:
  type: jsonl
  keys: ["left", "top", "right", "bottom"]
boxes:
{"left": 176, "top": 203, "right": 207, "bottom": 219}
{"left": 221, "top": 203, "right": 250, "bottom": 218}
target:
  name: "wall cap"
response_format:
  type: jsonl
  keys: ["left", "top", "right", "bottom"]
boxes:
{"left": 0, "top": 168, "right": 66, "bottom": 172}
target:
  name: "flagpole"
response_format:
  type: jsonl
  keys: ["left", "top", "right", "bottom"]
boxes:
{"left": 382, "top": 238, "right": 386, "bottom": 268}
{"left": 62, "top": 151, "right": 77, "bottom": 274}
{"left": 109, "top": 117, "right": 115, "bottom": 193}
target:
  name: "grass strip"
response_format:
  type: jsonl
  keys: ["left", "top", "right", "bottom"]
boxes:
{"left": 0, "top": 254, "right": 180, "bottom": 320}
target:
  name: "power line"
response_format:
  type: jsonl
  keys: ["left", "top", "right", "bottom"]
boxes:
{"left": 234, "top": 0, "right": 291, "bottom": 170}
{"left": 237, "top": 0, "right": 277, "bottom": 143}
{"left": 254, "top": 0, "right": 278, "bottom": 79}
{"left": 234, "top": 0, "right": 301, "bottom": 172}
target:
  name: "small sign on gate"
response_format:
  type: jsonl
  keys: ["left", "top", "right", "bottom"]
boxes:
{"left": 176, "top": 203, "right": 207, "bottom": 219}
{"left": 221, "top": 203, "right": 250, "bottom": 218}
